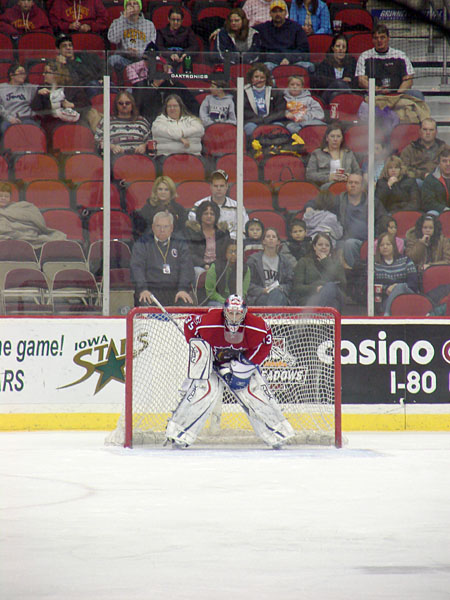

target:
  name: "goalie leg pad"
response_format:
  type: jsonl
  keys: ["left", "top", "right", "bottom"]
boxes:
{"left": 166, "top": 373, "right": 223, "bottom": 446}
{"left": 233, "top": 370, "right": 295, "bottom": 448}
{"left": 188, "top": 339, "right": 213, "bottom": 380}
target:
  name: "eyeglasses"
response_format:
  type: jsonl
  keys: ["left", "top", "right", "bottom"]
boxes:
{"left": 118, "top": 101, "right": 132, "bottom": 106}
{"left": 169, "top": 16, "right": 182, "bottom": 21}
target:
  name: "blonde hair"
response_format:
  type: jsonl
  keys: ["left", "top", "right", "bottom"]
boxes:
{"left": 380, "top": 155, "right": 407, "bottom": 180}
{"left": 0, "top": 182, "right": 12, "bottom": 194}
{"left": 149, "top": 176, "right": 177, "bottom": 206}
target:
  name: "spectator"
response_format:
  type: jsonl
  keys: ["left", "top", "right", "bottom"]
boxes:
{"left": 374, "top": 232, "right": 419, "bottom": 315}
{"left": 151, "top": 94, "right": 204, "bottom": 158}
{"left": 55, "top": 33, "right": 105, "bottom": 98}
{"left": 0, "top": 182, "right": 66, "bottom": 249}
{"left": 421, "top": 147, "right": 450, "bottom": 215}
{"left": 49, "top": 0, "right": 108, "bottom": 35}
{"left": 31, "top": 60, "right": 90, "bottom": 136}
{"left": 303, "top": 190, "right": 343, "bottom": 247}
{"left": 189, "top": 169, "right": 249, "bottom": 240}
{"left": 199, "top": 80, "right": 236, "bottom": 127}
{"left": 400, "top": 118, "right": 447, "bottom": 184}
{"left": 0, "top": 63, "right": 38, "bottom": 134}
{"left": 307, "top": 173, "right": 387, "bottom": 268}
{"left": 130, "top": 210, "right": 194, "bottom": 307}
{"left": 214, "top": 8, "right": 260, "bottom": 62}
{"left": 279, "top": 217, "right": 312, "bottom": 268}
{"left": 405, "top": 214, "right": 450, "bottom": 272}
{"left": 156, "top": 6, "right": 198, "bottom": 72}
{"left": 314, "top": 33, "right": 358, "bottom": 104}
{"left": 131, "top": 176, "right": 186, "bottom": 239}
{"left": 282, "top": 74, "right": 325, "bottom": 133}
{"left": 362, "top": 136, "right": 389, "bottom": 184}
{"left": 375, "top": 215, "right": 404, "bottom": 255}
{"left": 242, "top": 0, "right": 289, "bottom": 28}
{"left": 255, "top": 0, "right": 312, "bottom": 73}
{"left": 289, "top": 0, "right": 331, "bottom": 36}
{"left": 107, "top": 0, "right": 156, "bottom": 81}
{"left": 95, "top": 91, "right": 151, "bottom": 155}
{"left": 185, "top": 200, "right": 231, "bottom": 281}
{"left": 246, "top": 227, "right": 293, "bottom": 305}
{"left": 375, "top": 155, "right": 420, "bottom": 212}
{"left": 244, "top": 217, "right": 265, "bottom": 253}
{"left": 243, "top": 62, "right": 285, "bottom": 136}
{"left": 205, "top": 241, "right": 251, "bottom": 306}
{"left": 292, "top": 232, "right": 346, "bottom": 310}
{"left": 355, "top": 24, "right": 423, "bottom": 100}
{"left": 0, "top": 0, "right": 52, "bottom": 36}
{"left": 306, "top": 123, "right": 361, "bottom": 190}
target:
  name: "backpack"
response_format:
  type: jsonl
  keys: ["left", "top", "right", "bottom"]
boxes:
{"left": 251, "top": 131, "right": 306, "bottom": 160}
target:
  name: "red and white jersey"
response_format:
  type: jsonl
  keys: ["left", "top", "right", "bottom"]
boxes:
{"left": 184, "top": 309, "right": 272, "bottom": 366}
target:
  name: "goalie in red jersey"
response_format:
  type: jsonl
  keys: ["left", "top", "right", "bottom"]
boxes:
{"left": 165, "top": 295, "right": 295, "bottom": 448}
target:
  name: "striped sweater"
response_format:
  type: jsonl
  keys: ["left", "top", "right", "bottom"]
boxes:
{"left": 374, "top": 257, "right": 419, "bottom": 294}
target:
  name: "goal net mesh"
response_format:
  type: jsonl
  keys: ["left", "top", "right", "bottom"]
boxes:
{"left": 107, "top": 307, "right": 341, "bottom": 447}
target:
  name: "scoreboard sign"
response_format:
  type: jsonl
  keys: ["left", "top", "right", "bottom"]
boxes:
{"left": 342, "top": 319, "right": 450, "bottom": 404}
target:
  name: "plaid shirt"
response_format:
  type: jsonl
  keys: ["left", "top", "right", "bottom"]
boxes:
{"left": 242, "top": 0, "right": 289, "bottom": 26}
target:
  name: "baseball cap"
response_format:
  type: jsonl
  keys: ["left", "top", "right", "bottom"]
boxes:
{"left": 211, "top": 169, "right": 229, "bottom": 182}
{"left": 270, "top": 0, "right": 287, "bottom": 10}
{"left": 55, "top": 33, "right": 73, "bottom": 48}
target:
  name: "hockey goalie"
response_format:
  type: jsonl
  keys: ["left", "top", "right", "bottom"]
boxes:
{"left": 165, "top": 294, "right": 295, "bottom": 449}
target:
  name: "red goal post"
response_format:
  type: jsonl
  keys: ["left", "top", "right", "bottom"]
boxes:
{"left": 108, "top": 306, "right": 342, "bottom": 448}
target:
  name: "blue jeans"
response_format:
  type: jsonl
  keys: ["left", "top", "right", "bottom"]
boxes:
{"left": 265, "top": 61, "right": 315, "bottom": 73}
{"left": 382, "top": 283, "right": 414, "bottom": 316}
{"left": 306, "top": 282, "right": 344, "bottom": 312}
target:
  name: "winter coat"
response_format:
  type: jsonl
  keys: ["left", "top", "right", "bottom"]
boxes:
{"left": 0, "top": 3, "right": 52, "bottom": 34}
{"left": 132, "top": 199, "right": 187, "bottom": 239}
{"left": 314, "top": 55, "right": 358, "bottom": 91}
{"left": 108, "top": 13, "right": 156, "bottom": 56}
{"left": 278, "top": 238, "right": 312, "bottom": 269}
{"left": 306, "top": 147, "right": 361, "bottom": 187}
{"left": 246, "top": 251, "right": 293, "bottom": 305}
{"left": 243, "top": 84, "right": 285, "bottom": 126}
{"left": 421, "top": 167, "right": 450, "bottom": 214}
{"left": 156, "top": 24, "right": 198, "bottom": 54}
{"left": 405, "top": 228, "right": 450, "bottom": 269}
{"left": 400, "top": 137, "right": 447, "bottom": 180}
{"left": 133, "top": 80, "right": 199, "bottom": 124}
{"left": 184, "top": 220, "right": 231, "bottom": 269}
{"left": 293, "top": 253, "right": 346, "bottom": 305}
{"left": 255, "top": 19, "right": 309, "bottom": 65}
{"left": 49, "top": 0, "right": 108, "bottom": 33}
{"left": 215, "top": 26, "right": 260, "bottom": 60}
{"left": 200, "top": 93, "right": 236, "bottom": 126}
{"left": 375, "top": 175, "right": 420, "bottom": 212}
{"left": 303, "top": 207, "right": 343, "bottom": 245}
{"left": 289, "top": 0, "right": 332, "bottom": 34}
{"left": 151, "top": 114, "right": 204, "bottom": 156}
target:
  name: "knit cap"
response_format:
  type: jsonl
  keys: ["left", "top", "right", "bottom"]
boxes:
{"left": 124, "top": 0, "right": 142, "bottom": 10}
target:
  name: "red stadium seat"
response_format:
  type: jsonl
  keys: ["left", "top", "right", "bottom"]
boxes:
{"left": 334, "top": 8, "right": 373, "bottom": 34}
{"left": 297, "top": 124, "right": 326, "bottom": 154}
{"left": 52, "top": 124, "right": 96, "bottom": 154}
{"left": 124, "top": 181, "right": 153, "bottom": 213}
{"left": 64, "top": 153, "right": 103, "bottom": 184}
{"left": 328, "top": 93, "right": 364, "bottom": 122}
{"left": 87, "top": 240, "right": 131, "bottom": 276}
{"left": 71, "top": 33, "right": 105, "bottom": 53}
{"left": 176, "top": 181, "right": 211, "bottom": 209}
{"left": 390, "top": 123, "right": 421, "bottom": 154}
{"left": 88, "top": 211, "right": 133, "bottom": 243}
{"left": 25, "top": 180, "right": 72, "bottom": 210}
{"left": 215, "top": 154, "right": 259, "bottom": 182}
{"left": 229, "top": 181, "right": 274, "bottom": 211}
{"left": 43, "top": 209, "right": 84, "bottom": 243}
{"left": 89, "top": 93, "right": 117, "bottom": 115}
{"left": 151, "top": 5, "right": 192, "bottom": 28}
{"left": 263, "top": 154, "right": 305, "bottom": 184}
{"left": 308, "top": 34, "right": 333, "bottom": 62}
{"left": 112, "top": 154, "right": 156, "bottom": 183}
{"left": 0, "top": 155, "right": 9, "bottom": 179}
{"left": 17, "top": 33, "right": 57, "bottom": 61}
{"left": 51, "top": 268, "right": 100, "bottom": 314}
{"left": 203, "top": 123, "right": 244, "bottom": 157}
{"left": 438, "top": 211, "right": 450, "bottom": 237}
{"left": 2, "top": 268, "right": 52, "bottom": 315}
{"left": 247, "top": 210, "right": 287, "bottom": 239}
{"left": 3, "top": 124, "right": 47, "bottom": 153}
{"left": 391, "top": 210, "right": 422, "bottom": 238}
{"left": 0, "top": 33, "right": 14, "bottom": 60}
{"left": 271, "top": 64, "right": 310, "bottom": 88}
{"left": 162, "top": 154, "right": 206, "bottom": 182}
{"left": 328, "top": 181, "right": 348, "bottom": 195}
{"left": 390, "top": 293, "right": 433, "bottom": 317}
{"left": 277, "top": 181, "right": 319, "bottom": 213}
{"left": 347, "top": 32, "right": 373, "bottom": 55}
{"left": 344, "top": 124, "right": 369, "bottom": 155}
{"left": 422, "top": 265, "right": 450, "bottom": 295}
{"left": 14, "top": 153, "right": 59, "bottom": 182}
{"left": 75, "top": 181, "right": 121, "bottom": 210}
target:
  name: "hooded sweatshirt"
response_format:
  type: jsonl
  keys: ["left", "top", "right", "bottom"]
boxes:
{"left": 108, "top": 13, "right": 156, "bottom": 57}
{"left": 283, "top": 88, "right": 324, "bottom": 123}
{"left": 49, "top": 0, "right": 108, "bottom": 33}
{"left": 199, "top": 93, "right": 236, "bottom": 126}
{"left": 0, "top": 3, "right": 52, "bottom": 35}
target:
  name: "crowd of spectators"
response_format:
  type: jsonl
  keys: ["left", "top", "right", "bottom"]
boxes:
{"left": 0, "top": 1, "right": 449, "bottom": 316}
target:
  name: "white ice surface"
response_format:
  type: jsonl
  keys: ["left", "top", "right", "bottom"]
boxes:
{"left": 1, "top": 431, "right": 450, "bottom": 600}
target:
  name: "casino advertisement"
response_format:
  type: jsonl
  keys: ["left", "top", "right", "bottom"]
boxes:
{"left": 342, "top": 319, "right": 450, "bottom": 405}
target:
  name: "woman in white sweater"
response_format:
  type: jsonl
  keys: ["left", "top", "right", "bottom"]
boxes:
{"left": 151, "top": 94, "right": 205, "bottom": 157}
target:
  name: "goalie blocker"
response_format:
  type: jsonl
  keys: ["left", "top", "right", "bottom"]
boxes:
{"left": 166, "top": 295, "right": 295, "bottom": 449}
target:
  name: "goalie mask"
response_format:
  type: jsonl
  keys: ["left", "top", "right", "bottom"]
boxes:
{"left": 223, "top": 295, "right": 247, "bottom": 333}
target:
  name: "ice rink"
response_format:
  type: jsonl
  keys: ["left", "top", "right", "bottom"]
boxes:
{"left": 1, "top": 431, "right": 450, "bottom": 600}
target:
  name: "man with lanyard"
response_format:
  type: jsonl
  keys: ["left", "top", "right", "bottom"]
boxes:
{"left": 130, "top": 210, "right": 194, "bottom": 306}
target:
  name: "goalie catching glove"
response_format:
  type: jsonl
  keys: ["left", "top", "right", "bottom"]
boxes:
{"left": 218, "top": 355, "right": 256, "bottom": 390}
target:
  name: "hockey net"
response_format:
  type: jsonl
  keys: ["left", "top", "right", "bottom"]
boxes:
{"left": 107, "top": 306, "right": 342, "bottom": 448}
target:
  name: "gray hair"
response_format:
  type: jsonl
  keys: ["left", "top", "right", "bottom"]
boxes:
{"left": 153, "top": 210, "right": 174, "bottom": 225}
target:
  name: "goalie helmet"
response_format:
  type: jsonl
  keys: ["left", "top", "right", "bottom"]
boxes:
{"left": 223, "top": 294, "right": 247, "bottom": 332}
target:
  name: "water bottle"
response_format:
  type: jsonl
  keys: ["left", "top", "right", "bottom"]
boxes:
{"left": 183, "top": 55, "right": 192, "bottom": 74}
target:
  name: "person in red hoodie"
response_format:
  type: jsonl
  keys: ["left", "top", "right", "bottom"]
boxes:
{"left": 49, "top": 0, "right": 108, "bottom": 34}
{"left": 0, "top": 0, "right": 52, "bottom": 36}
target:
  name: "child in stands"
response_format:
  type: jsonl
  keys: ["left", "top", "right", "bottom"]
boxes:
{"left": 199, "top": 80, "right": 237, "bottom": 127}
{"left": 279, "top": 217, "right": 312, "bottom": 268}
{"left": 244, "top": 217, "right": 265, "bottom": 255}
